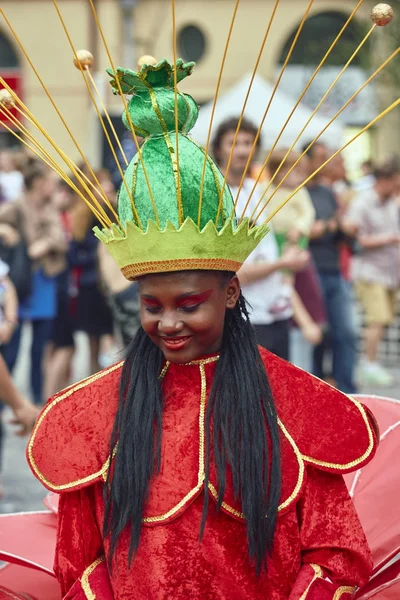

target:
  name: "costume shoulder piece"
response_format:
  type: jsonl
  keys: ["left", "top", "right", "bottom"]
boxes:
{"left": 27, "top": 363, "right": 123, "bottom": 493}
{"left": 259, "top": 347, "right": 378, "bottom": 473}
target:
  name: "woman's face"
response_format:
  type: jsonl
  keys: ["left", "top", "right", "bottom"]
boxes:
{"left": 139, "top": 271, "right": 240, "bottom": 364}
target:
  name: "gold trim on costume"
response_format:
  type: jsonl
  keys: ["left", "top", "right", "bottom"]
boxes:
{"left": 299, "top": 564, "right": 323, "bottom": 600}
{"left": 143, "top": 361, "right": 208, "bottom": 522}
{"left": 80, "top": 556, "right": 106, "bottom": 600}
{"left": 277, "top": 419, "right": 305, "bottom": 511}
{"left": 28, "top": 363, "right": 123, "bottom": 491}
{"left": 146, "top": 358, "right": 305, "bottom": 521}
{"left": 186, "top": 356, "right": 220, "bottom": 366}
{"left": 142, "top": 483, "right": 203, "bottom": 523}
{"left": 130, "top": 155, "right": 139, "bottom": 201}
{"left": 122, "top": 258, "right": 242, "bottom": 280}
{"left": 301, "top": 396, "right": 375, "bottom": 470}
{"left": 208, "top": 482, "right": 244, "bottom": 518}
{"left": 207, "top": 418, "right": 305, "bottom": 518}
{"left": 333, "top": 586, "right": 356, "bottom": 599}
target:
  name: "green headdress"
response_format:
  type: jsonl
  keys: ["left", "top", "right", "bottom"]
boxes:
{"left": 95, "top": 58, "right": 269, "bottom": 280}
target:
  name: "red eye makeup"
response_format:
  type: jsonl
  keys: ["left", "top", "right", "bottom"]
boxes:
{"left": 176, "top": 289, "right": 213, "bottom": 308}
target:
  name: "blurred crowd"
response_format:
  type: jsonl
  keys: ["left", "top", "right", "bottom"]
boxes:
{"left": 0, "top": 122, "right": 399, "bottom": 444}
{"left": 212, "top": 117, "right": 400, "bottom": 395}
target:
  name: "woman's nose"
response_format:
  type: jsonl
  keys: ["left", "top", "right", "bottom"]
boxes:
{"left": 158, "top": 312, "right": 183, "bottom": 334}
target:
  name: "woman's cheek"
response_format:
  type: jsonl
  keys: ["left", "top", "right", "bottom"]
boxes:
{"left": 140, "top": 312, "right": 156, "bottom": 333}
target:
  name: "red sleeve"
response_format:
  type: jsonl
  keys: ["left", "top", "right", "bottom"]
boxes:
{"left": 289, "top": 466, "right": 373, "bottom": 599}
{"left": 54, "top": 486, "right": 106, "bottom": 597}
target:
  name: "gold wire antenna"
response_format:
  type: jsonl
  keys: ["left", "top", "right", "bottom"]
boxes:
{"left": 214, "top": 0, "right": 281, "bottom": 226}
{"left": 197, "top": 0, "right": 241, "bottom": 227}
{"left": 227, "top": 0, "right": 315, "bottom": 217}
{"left": 74, "top": 50, "right": 129, "bottom": 167}
{"left": 1, "top": 79, "right": 117, "bottom": 221}
{"left": 0, "top": 8, "right": 113, "bottom": 214}
{"left": 0, "top": 76, "right": 115, "bottom": 227}
{"left": 262, "top": 97, "right": 400, "bottom": 226}
{"left": 51, "top": 0, "right": 135, "bottom": 226}
{"left": 172, "top": 0, "right": 183, "bottom": 225}
{"left": 0, "top": 99, "right": 110, "bottom": 227}
{"left": 249, "top": 44, "right": 400, "bottom": 225}
{"left": 236, "top": 0, "right": 366, "bottom": 221}
{"left": 245, "top": 23, "right": 378, "bottom": 222}
{"left": 87, "top": 0, "right": 158, "bottom": 229}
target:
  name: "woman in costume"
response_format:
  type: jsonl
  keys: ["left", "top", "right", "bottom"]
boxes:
{"left": 26, "top": 59, "right": 378, "bottom": 600}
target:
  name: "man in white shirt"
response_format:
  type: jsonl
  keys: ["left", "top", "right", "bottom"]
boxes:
{"left": 211, "top": 117, "right": 308, "bottom": 358}
{"left": 0, "top": 150, "right": 24, "bottom": 202}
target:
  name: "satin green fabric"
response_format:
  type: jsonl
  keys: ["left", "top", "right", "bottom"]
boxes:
{"left": 101, "top": 59, "right": 270, "bottom": 277}
{"left": 108, "top": 59, "right": 234, "bottom": 230}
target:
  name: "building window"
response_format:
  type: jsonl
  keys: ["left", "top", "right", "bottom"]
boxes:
{"left": 0, "top": 31, "right": 19, "bottom": 69}
{"left": 178, "top": 24, "right": 207, "bottom": 63}
{"left": 276, "top": 11, "right": 374, "bottom": 127}
{"left": 279, "top": 11, "right": 370, "bottom": 68}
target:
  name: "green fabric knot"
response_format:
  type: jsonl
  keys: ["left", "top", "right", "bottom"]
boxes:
{"left": 107, "top": 58, "right": 235, "bottom": 232}
{"left": 107, "top": 59, "right": 198, "bottom": 136}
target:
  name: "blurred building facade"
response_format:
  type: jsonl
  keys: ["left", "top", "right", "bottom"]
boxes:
{"left": 0, "top": 0, "right": 398, "bottom": 169}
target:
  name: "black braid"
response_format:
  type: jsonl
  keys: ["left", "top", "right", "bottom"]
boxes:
{"left": 104, "top": 285, "right": 281, "bottom": 573}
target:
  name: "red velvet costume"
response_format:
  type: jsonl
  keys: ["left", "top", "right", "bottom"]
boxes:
{"left": 27, "top": 348, "right": 378, "bottom": 599}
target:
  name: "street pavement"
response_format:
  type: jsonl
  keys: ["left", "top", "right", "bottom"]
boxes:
{"left": 1, "top": 325, "right": 400, "bottom": 514}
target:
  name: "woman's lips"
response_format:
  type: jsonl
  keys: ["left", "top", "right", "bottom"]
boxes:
{"left": 161, "top": 336, "right": 192, "bottom": 351}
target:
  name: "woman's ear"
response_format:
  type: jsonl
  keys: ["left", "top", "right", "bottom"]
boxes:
{"left": 225, "top": 275, "right": 241, "bottom": 309}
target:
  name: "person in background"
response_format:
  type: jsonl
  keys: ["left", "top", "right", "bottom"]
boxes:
{"left": 211, "top": 117, "right": 262, "bottom": 205}
{"left": 303, "top": 141, "right": 357, "bottom": 394}
{"left": 260, "top": 149, "right": 323, "bottom": 369}
{"left": 347, "top": 164, "right": 400, "bottom": 386}
{"left": 0, "top": 167, "right": 67, "bottom": 405}
{"left": 322, "top": 154, "right": 358, "bottom": 283}
{"left": 98, "top": 243, "right": 140, "bottom": 349}
{"left": 264, "top": 149, "right": 316, "bottom": 253}
{"left": 290, "top": 261, "right": 326, "bottom": 372}
{"left": 0, "top": 150, "right": 24, "bottom": 203}
{"left": 0, "top": 353, "right": 38, "bottom": 435}
{"left": 239, "top": 238, "right": 309, "bottom": 359}
{"left": 0, "top": 348, "right": 39, "bottom": 497}
{"left": 44, "top": 180, "right": 77, "bottom": 398}
{"left": 0, "top": 257, "right": 18, "bottom": 458}
{"left": 68, "top": 171, "right": 115, "bottom": 373}
{"left": 0, "top": 258, "right": 18, "bottom": 347}
{"left": 96, "top": 177, "right": 140, "bottom": 349}
{"left": 212, "top": 117, "right": 309, "bottom": 358}
{"left": 0, "top": 259, "right": 37, "bottom": 494}
{"left": 353, "top": 159, "right": 376, "bottom": 193}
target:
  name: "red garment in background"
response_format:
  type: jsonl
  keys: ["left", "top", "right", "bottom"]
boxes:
{"left": 340, "top": 243, "right": 352, "bottom": 281}
{"left": 293, "top": 258, "right": 327, "bottom": 327}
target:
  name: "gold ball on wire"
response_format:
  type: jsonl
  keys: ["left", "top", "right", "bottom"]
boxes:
{"left": 371, "top": 3, "right": 394, "bottom": 26}
{"left": 137, "top": 55, "right": 158, "bottom": 69}
{"left": 73, "top": 50, "right": 94, "bottom": 70}
{"left": 0, "top": 89, "right": 16, "bottom": 108}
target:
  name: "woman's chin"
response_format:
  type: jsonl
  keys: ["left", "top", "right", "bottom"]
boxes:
{"left": 162, "top": 346, "right": 197, "bottom": 364}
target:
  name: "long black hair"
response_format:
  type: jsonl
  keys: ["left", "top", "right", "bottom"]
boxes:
{"left": 104, "top": 287, "right": 281, "bottom": 573}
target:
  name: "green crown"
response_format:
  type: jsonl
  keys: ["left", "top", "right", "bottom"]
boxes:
{"left": 95, "top": 218, "right": 269, "bottom": 280}
{"left": 96, "top": 58, "right": 270, "bottom": 279}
